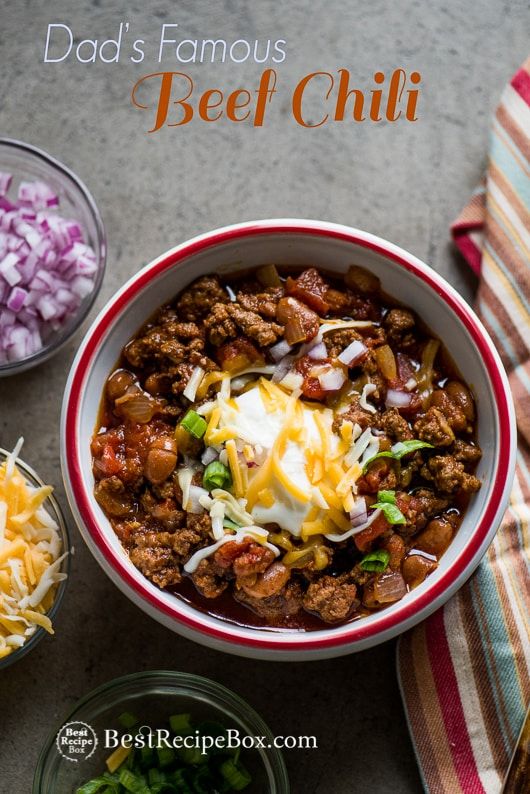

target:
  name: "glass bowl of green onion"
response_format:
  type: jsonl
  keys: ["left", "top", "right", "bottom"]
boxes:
{"left": 33, "top": 670, "right": 290, "bottom": 793}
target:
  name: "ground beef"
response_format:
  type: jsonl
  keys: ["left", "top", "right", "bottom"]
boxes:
{"left": 385, "top": 308, "right": 415, "bottom": 341}
{"left": 325, "top": 328, "right": 363, "bottom": 359}
{"left": 186, "top": 512, "right": 213, "bottom": 540}
{"left": 414, "top": 407, "right": 455, "bottom": 447}
{"left": 303, "top": 575, "right": 358, "bottom": 623}
{"left": 140, "top": 492, "right": 185, "bottom": 530}
{"left": 204, "top": 302, "right": 283, "bottom": 347}
{"left": 124, "top": 319, "right": 207, "bottom": 369}
{"left": 129, "top": 531, "right": 181, "bottom": 588}
{"left": 325, "top": 287, "right": 358, "bottom": 316}
{"left": 236, "top": 286, "right": 284, "bottom": 319}
{"left": 192, "top": 559, "right": 229, "bottom": 599}
{"left": 422, "top": 455, "right": 481, "bottom": 494}
{"left": 333, "top": 395, "right": 378, "bottom": 433}
{"left": 430, "top": 390, "right": 467, "bottom": 433}
{"left": 234, "top": 580, "right": 303, "bottom": 621}
{"left": 94, "top": 476, "right": 133, "bottom": 517}
{"left": 379, "top": 407, "right": 413, "bottom": 441}
{"left": 176, "top": 275, "right": 229, "bottom": 322}
{"left": 203, "top": 303, "right": 237, "bottom": 345}
{"left": 452, "top": 439, "right": 482, "bottom": 466}
{"left": 401, "top": 488, "right": 450, "bottom": 534}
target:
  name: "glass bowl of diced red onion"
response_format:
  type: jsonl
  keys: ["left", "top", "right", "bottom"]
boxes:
{"left": 0, "top": 138, "right": 106, "bottom": 375}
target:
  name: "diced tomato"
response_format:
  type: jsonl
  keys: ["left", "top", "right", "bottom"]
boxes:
{"left": 285, "top": 268, "right": 330, "bottom": 314}
{"left": 295, "top": 355, "right": 330, "bottom": 401}
{"left": 100, "top": 444, "right": 123, "bottom": 477}
{"left": 354, "top": 512, "right": 389, "bottom": 551}
{"left": 396, "top": 352, "right": 415, "bottom": 384}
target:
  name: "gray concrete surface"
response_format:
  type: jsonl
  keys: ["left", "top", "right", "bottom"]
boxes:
{"left": 0, "top": 0, "right": 528, "bottom": 791}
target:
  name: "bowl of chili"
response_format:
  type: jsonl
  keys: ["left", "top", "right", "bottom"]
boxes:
{"left": 61, "top": 219, "right": 516, "bottom": 660}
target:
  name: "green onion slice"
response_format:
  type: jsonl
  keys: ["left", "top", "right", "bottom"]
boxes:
{"left": 180, "top": 410, "right": 208, "bottom": 439}
{"left": 203, "top": 461, "right": 232, "bottom": 491}
{"left": 360, "top": 549, "right": 391, "bottom": 572}
{"left": 220, "top": 758, "right": 252, "bottom": 791}
{"left": 169, "top": 713, "right": 192, "bottom": 735}
{"left": 371, "top": 501, "right": 406, "bottom": 525}
{"left": 376, "top": 489, "right": 396, "bottom": 504}
{"left": 362, "top": 439, "right": 434, "bottom": 472}
{"left": 117, "top": 711, "right": 138, "bottom": 729}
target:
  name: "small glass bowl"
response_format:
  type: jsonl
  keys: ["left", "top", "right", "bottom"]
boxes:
{"left": 33, "top": 671, "right": 290, "bottom": 793}
{"left": 0, "top": 448, "right": 70, "bottom": 670}
{"left": 0, "top": 138, "right": 106, "bottom": 376}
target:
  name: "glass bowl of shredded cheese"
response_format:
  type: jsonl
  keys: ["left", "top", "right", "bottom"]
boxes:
{"left": 0, "top": 439, "right": 70, "bottom": 669}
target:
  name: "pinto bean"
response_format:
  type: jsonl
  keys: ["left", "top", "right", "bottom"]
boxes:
{"left": 239, "top": 562, "right": 290, "bottom": 599}
{"left": 144, "top": 437, "right": 177, "bottom": 484}
{"left": 402, "top": 554, "right": 438, "bottom": 588}
{"left": 414, "top": 518, "right": 454, "bottom": 556}
{"left": 106, "top": 369, "right": 135, "bottom": 402}
{"left": 381, "top": 533, "right": 406, "bottom": 570}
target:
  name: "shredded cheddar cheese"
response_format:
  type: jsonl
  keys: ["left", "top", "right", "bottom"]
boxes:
{"left": 0, "top": 440, "right": 67, "bottom": 659}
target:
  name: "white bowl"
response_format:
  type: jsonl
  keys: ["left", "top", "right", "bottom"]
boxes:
{"left": 61, "top": 219, "right": 517, "bottom": 661}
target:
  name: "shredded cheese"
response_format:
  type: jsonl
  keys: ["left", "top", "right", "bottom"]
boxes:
{"left": 359, "top": 382, "right": 377, "bottom": 414}
{"left": 0, "top": 440, "right": 67, "bottom": 658}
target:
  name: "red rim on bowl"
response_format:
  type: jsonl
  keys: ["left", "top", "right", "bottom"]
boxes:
{"left": 61, "top": 220, "right": 516, "bottom": 653}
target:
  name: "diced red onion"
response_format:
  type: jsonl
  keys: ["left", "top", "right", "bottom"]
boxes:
{"left": 337, "top": 339, "right": 368, "bottom": 366}
{"left": 318, "top": 367, "right": 346, "bottom": 391}
{"left": 0, "top": 173, "right": 13, "bottom": 197}
{"left": 349, "top": 497, "right": 368, "bottom": 527}
{"left": 6, "top": 286, "right": 27, "bottom": 313}
{"left": 269, "top": 339, "right": 293, "bottom": 362}
{"left": 0, "top": 177, "right": 98, "bottom": 364}
{"left": 307, "top": 341, "right": 327, "bottom": 360}
{"left": 0, "top": 252, "right": 21, "bottom": 286}
{"left": 385, "top": 389, "right": 413, "bottom": 408}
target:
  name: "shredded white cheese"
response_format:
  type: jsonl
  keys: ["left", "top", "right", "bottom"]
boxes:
{"left": 183, "top": 366, "right": 206, "bottom": 402}
{"left": 359, "top": 382, "right": 377, "bottom": 414}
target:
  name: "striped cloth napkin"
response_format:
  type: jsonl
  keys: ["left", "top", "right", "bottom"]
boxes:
{"left": 397, "top": 59, "right": 530, "bottom": 793}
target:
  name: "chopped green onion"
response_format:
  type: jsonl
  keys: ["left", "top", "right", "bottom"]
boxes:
{"left": 376, "top": 490, "right": 396, "bottom": 504}
{"left": 169, "top": 712, "right": 192, "bottom": 735}
{"left": 148, "top": 768, "right": 166, "bottom": 785}
{"left": 117, "top": 711, "right": 139, "bottom": 729}
{"left": 139, "top": 746, "right": 154, "bottom": 767}
{"left": 191, "top": 765, "right": 216, "bottom": 793}
{"left": 180, "top": 409, "right": 208, "bottom": 439}
{"left": 118, "top": 768, "right": 149, "bottom": 794}
{"left": 360, "top": 549, "right": 391, "bottom": 572}
{"left": 220, "top": 759, "right": 252, "bottom": 791}
{"left": 371, "top": 501, "right": 406, "bottom": 525}
{"left": 203, "top": 460, "right": 232, "bottom": 491}
{"left": 178, "top": 746, "right": 204, "bottom": 765}
{"left": 76, "top": 776, "right": 119, "bottom": 794}
{"left": 171, "top": 769, "right": 193, "bottom": 792}
{"left": 156, "top": 746, "right": 175, "bottom": 767}
{"left": 392, "top": 439, "right": 434, "bottom": 457}
{"left": 362, "top": 439, "right": 434, "bottom": 472}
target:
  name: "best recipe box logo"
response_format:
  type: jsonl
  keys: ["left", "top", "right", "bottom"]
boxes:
{"left": 56, "top": 722, "right": 317, "bottom": 762}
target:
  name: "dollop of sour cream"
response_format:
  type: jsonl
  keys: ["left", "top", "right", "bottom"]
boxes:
{"left": 219, "top": 385, "right": 337, "bottom": 536}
